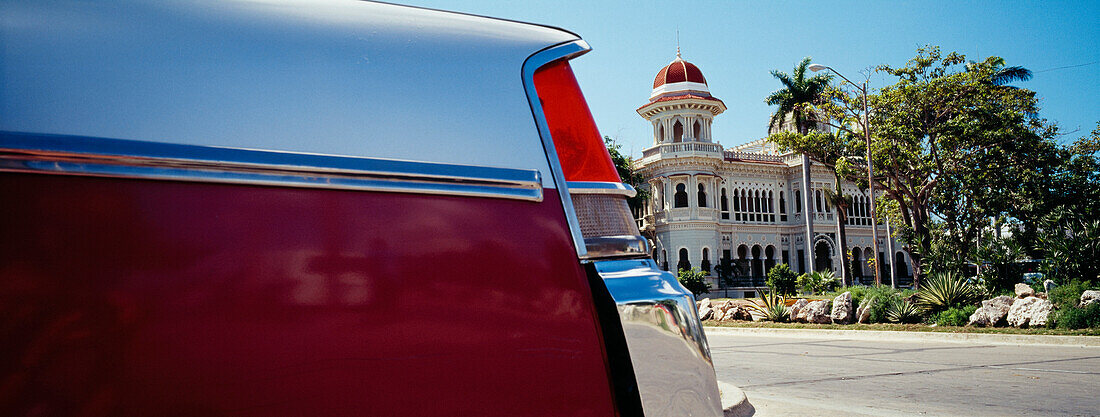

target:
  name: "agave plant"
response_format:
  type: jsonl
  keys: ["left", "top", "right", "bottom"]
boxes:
{"left": 797, "top": 270, "right": 841, "bottom": 295}
{"left": 885, "top": 297, "right": 922, "bottom": 324}
{"left": 915, "top": 272, "right": 980, "bottom": 312}
{"left": 747, "top": 291, "right": 789, "bottom": 322}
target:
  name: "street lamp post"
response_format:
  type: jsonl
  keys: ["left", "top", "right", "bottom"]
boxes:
{"left": 809, "top": 63, "right": 882, "bottom": 285}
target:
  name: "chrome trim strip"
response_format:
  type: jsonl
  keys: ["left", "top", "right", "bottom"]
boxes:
{"left": 567, "top": 181, "right": 637, "bottom": 198}
{"left": 0, "top": 132, "right": 543, "bottom": 202}
{"left": 522, "top": 40, "right": 592, "bottom": 257}
{"left": 594, "top": 258, "right": 723, "bottom": 417}
{"left": 582, "top": 235, "right": 650, "bottom": 260}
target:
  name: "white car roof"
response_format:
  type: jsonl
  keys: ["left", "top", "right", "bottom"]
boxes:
{"left": 1, "top": 0, "right": 582, "bottom": 186}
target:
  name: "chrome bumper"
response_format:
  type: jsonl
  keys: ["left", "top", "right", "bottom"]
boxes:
{"left": 594, "top": 258, "right": 722, "bottom": 417}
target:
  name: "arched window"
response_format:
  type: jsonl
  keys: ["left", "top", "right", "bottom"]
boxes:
{"left": 895, "top": 252, "right": 910, "bottom": 281}
{"left": 779, "top": 191, "right": 787, "bottom": 221}
{"left": 732, "top": 189, "right": 741, "bottom": 220}
{"left": 701, "top": 248, "right": 711, "bottom": 272}
{"left": 764, "top": 245, "right": 776, "bottom": 274}
{"left": 740, "top": 190, "right": 748, "bottom": 220}
{"left": 751, "top": 245, "right": 763, "bottom": 279}
{"left": 677, "top": 248, "right": 691, "bottom": 272}
{"left": 815, "top": 241, "right": 833, "bottom": 272}
{"left": 697, "top": 184, "right": 707, "bottom": 207}
{"left": 674, "top": 183, "right": 688, "bottom": 208}
{"left": 795, "top": 190, "right": 802, "bottom": 213}
{"left": 755, "top": 190, "right": 763, "bottom": 221}
{"left": 673, "top": 120, "right": 684, "bottom": 142}
{"left": 693, "top": 121, "right": 702, "bottom": 140}
{"left": 736, "top": 245, "right": 749, "bottom": 279}
{"left": 851, "top": 247, "right": 864, "bottom": 280}
{"left": 720, "top": 188, "right": 729, "bottom": 219}
{"left": 767, "top": 191, "right": 775, "bottom": 222}
{"left": 658, "top": 125, "right": 665, "bottom": 143}
{"left": 815, "top": 190, "right": 823, "bottom": 213}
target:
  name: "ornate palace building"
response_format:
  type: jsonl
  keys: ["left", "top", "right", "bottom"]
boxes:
{"left": 633, "top": 53, "right": 913, "bottom": 297}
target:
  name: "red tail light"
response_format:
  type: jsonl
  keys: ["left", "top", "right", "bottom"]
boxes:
{"left": 533, "top": 61, "right": 621, "bottom": 183}
{"left": 533, "top": 59, "right": 646, "bottom": 259}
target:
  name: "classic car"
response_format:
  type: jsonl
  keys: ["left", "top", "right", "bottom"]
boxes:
{"left": 0, "top": 1, "right": 722, "bottom": 415}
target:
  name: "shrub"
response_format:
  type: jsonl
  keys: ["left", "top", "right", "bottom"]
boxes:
{"left": 765, "top": 263, "right": 798, "bottom": 296}
{"left": 915, "top": 272, "right": 981, "bottom": 313}
{"left": 747, "top": 291, "right": 789, "bottom": 322}
{"left": 1052, "top": 303, "right": 1100, "bottom": 330}
{"left": 677, "top": 267, "right": 711, "bottom": 297}
{"left": 797, "top": 271, "right": 841, "bottom": 295}
{"left": 866, "top": 285, "right": 903, "bottom": 323}
{"left": 1048, "top": 281, "right": 1090, "bottom": 309}
{"left": 932, "top": 305, "right": 978, "bottom": 327}
{"left": 885, "top": 297, "right": 922, "bottom": 323}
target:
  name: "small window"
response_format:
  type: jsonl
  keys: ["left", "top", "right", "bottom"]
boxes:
{"left": 697, "top": 184, "right": 707, "bottom": 208}
{"left": 693, "top": 121, "right": 702, "bottom": 140}
{"left": 674, "top": 183, "right": 688, "bottom": 208}
{"left": 673, "top": 121, "right": 684, "bottom": 142}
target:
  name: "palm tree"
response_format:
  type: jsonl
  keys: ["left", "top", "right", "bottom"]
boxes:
{"left": 766, "top": 57, "right": 833, "bottom": 276}
{"left": 966, "top": 56, "right": 1032, "bottom": 86}
{"left": 765, "top": 57, "right": 834, "bottom": 134}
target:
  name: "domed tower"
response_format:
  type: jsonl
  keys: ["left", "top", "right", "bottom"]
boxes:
{"left": 637, "top": 51, "right": 726, "bottom": 145}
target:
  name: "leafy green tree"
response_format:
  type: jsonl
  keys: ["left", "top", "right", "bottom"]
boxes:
{"left": 1037, "top": 212, "right": 1100, "bottom": 286}
{"left": 604, "top": 136, "right": 649, "bottom": 212}
{"left": 677, "top": 267, "right": 712, "bottom": 298}
{"left": 863, "top": 47, "right": 1052, "bottom": 287}
{"left": 765, "top": 263, "right": 799, "bottom": 296}
{"left": 974, "top": 232, "right": 1025, "bottom": 293}
{"left": 767, "top": 130, "right": 863, "bottom": 285}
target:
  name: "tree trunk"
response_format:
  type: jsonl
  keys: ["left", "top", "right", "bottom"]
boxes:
{"left": 909, "top": 204, "right": 932, "bottom": 289}
{"left": 833, "top": 175, "right": 851, "bottom": 286}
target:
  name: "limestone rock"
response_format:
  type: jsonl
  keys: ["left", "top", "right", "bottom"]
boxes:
{"left": 856, "top": 298, "right": 873, "bottom": 324}
{"left": 968, "top": 295, "right": 1014, "bottom": 327}
{"left": 698, "top": 306, "right": 714, "bottom": 321}
{"left": 789, "top": 299, "right": 809, "bottom": 322}
{"left": 1007, "top": 296, "right": 1042, "bottom": 327}
{"left": 799, "top": 300, "right": 832, "bottom": 324}
{"left": 1015, "top": 283, "right": 1035, "bottom": 298}
{"left": 720, "top": 305, "right": 754, "bottom": 321}
{"left": 1043, "top": 279, "right": 1058, "bottom": 293}
{"left": 1081, "top": 290, "right": 1100, "bottom": 307}
{"left": 1029, "top": 298, "right": 1054, "bottom": 327}
{"left": 831, "top": 292, "right": 854, "bottom": 324}
{"left": 715, "top": 300, "right": 734, "bottom": 316}
{"left": 698, "top": 298, "right": 712, "bottom": 310}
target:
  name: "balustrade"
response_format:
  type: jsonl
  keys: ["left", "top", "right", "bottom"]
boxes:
{"left": 641, "top": 142, "right": 725, "bottom": 160}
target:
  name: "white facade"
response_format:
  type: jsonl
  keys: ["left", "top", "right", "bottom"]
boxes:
{"left": 634, "top": 56, "right": 912, "bottom": 297}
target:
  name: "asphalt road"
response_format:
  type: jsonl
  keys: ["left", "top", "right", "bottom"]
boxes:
{"left": 708, "top": 331, "right": 1100, "bottom": 417}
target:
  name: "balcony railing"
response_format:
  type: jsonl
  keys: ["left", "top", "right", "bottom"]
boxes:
{"left": 723, "top": 151, "right": 784, "bottom": 163}
{"left": 641, "top": 142, "right": 725, "bottom": 161}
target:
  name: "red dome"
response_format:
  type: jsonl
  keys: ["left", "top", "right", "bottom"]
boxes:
{"left": 652, "top": 56, "right": 707, "bottom": 89}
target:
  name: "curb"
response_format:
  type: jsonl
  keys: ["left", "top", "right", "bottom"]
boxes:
{"left": 717, "top": 380, "right": 750, "bottom": 417}
{"left": 704, "top": 326, "right": 1100, "bottom": 347}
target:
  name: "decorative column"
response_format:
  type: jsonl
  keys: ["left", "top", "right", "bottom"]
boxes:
{"left": 802, "top": 155, "right": 814, "bottom": 274}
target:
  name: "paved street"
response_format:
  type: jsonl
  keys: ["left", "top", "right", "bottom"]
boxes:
{"left": 708, "top": 329, "right": 1100, "bottom": 416}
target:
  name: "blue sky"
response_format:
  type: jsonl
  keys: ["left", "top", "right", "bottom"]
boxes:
{"left": 407, "top": 0, "right": 1100, "bottom": 158}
